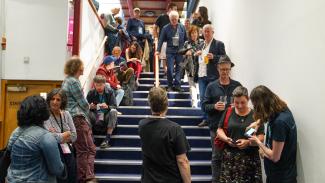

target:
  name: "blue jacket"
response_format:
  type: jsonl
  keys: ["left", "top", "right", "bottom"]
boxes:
{"left": 157, "top": 23, "right": 187, "bottom": 54}
{"left": 7, "top": 126, "right": 65, "bottom": 183}
{"left": 126, "top": 18, "right": 146, "bottom": 39}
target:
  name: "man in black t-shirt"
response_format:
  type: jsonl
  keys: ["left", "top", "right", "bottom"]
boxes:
{"left": 138, "top": 87, "right": 191, "bottom": 183}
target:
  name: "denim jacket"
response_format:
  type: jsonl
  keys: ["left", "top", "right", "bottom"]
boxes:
{"left": 6, "top": 126, "right": 64, "bottom": 183}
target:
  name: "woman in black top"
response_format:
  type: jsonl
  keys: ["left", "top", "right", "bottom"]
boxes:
{"left": 249, "top": 85, "right": 297, "bottom": 183}
{"left": 192, "top": 6, "right": 211, "bottom": 28}
{"left": 217, "top": 86, "right": 264, "bottom": 183}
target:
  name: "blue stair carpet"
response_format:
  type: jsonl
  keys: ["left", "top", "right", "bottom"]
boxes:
{"left": 94, "top": 71, "right": 212, "bottom": 182}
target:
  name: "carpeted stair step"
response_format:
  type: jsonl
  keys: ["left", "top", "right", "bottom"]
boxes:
{"left": 95, "top": 173, "right": 211, "bottom": 182}
{"left": 95, "top": 147, "right": 211, "bottom": 160}
{"left": 94, "top": 159, "right": 211, "bottom": 175}
{"left": 137, "top": 84, "right": 190, "bottom": 92}
{"left": 139, "top": 78, "right": 189, "bottom": 85}
{"left": 140, "top": 72, "right": 165, "bottom": 78}
{"left": 114, "top": 124, "right": 209, "bottom": 136}
{"left": 118, "top": 106, "right": 204, "bottom": 116}
{"left": 94, "top": 135, "right": 211, "bottom": 148}
{"left": 133, "top": 98, "right": 192, "bottom": 107}
{"left": 133, "top": 91, "right": 191, "bottom": 99}
{"left": 117, "top": 115, "right": 203, "bottom": 126}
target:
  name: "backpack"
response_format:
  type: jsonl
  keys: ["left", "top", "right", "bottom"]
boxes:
{"left": 120, "top": 83, "right": 134, "bottom": 106}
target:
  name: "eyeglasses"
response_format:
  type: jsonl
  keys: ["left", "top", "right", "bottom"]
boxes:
{"left": 219, "top": 68, "right": 231, "bottom": 72}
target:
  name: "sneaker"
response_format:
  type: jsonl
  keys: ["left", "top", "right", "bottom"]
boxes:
{"left": 165, "top": 86, "right": 173, "bottom": 92}
{"left": 117, "top": 111, "right": 122, "bottom": 115}
{"left": 173, "top": 86, "right": 184, "bottom": 92}
{"left": 136, "top": 79, "right": 140, "bottom": 87}
{"left": 198, "top": 120, "right": 208, "bottom": 127}
{"left": 100, "top": 140, "right": 110, "bottom": 149}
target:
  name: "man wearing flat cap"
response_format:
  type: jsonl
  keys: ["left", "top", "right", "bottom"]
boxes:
{"left": 126, "top": 8, "right": 146, "bottom": 48}
{"left": 201, "top": 54, "right": 242, "bottom": 183}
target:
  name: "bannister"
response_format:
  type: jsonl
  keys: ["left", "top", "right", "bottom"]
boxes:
{"left": 78, "top": 0, "right": 107, "bottom": 93}
{"left": 81, "top": 35, "right": 107, "bottom": 92}
{"left": 87, "top": 0, "right": 105, "bottom": 29}
{"left": 154, "top": 39, "right": 160, "bottom": 87}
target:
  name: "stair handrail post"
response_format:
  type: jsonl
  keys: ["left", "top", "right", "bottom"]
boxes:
{"left": 154, "top": 39, "right": 160, "bottom": 87}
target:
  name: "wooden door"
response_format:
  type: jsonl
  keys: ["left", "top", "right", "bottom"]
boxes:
{"left": 1, "top": 80, "right": 61, "bottom": 147}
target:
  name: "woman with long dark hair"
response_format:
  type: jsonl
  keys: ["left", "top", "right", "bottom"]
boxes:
{"left": 192, "top": 6, "right": 211, "bottom": 28}
{"left": 126, "top": 41, "right": 143, "bottom": 85}
{"left": 249, "top": 85, "right": 297, "bottom": 183}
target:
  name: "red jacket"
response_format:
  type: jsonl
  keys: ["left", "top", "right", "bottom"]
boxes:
{"left": 96, "top": 66, "right": 119, "bottom": 89}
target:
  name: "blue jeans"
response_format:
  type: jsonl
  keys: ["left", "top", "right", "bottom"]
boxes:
{"left": 105, "top": 83, "right": 124, "bottom": 107}
{"left": 198, "top": 76, "right": 209, "bottom": 119}
{"left": 166, "top": 53, "right": 183, "bottom": 87}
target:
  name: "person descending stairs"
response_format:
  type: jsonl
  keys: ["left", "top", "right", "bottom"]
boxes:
{"left": 93, "top": 69, "right": 212, "bottom": 183}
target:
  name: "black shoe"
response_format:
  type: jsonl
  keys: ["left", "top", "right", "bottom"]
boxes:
{"left": 173, "top": 86, "right": 184, "bottom": 92}
{"left": 198, "top": 120, "right": 208, "bottom": 127}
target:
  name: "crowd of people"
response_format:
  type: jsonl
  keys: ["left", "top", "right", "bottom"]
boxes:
{"left": 1, "top": 3, "right": 297, "bottom": 183}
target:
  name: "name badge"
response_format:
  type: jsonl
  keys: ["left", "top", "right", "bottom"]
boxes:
{"left": 97, "top": 112, "right": 104, "bottom": 121}
{"left": 60, "top": 143, "right": 71, "bottom": 154}
{"left": 138, "top": 27, "right": 143, "bottom": 34}
{"left": 172, "top": 36, "right": 179, "bottom": 47}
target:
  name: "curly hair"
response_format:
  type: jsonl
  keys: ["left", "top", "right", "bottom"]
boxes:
{"left": 250, "top": 85, "right": 287, "bottom": 123}
{"left": 64, "top": 56, "right": 84, "bottom": 76}
{"left": 17, "top": 95, "right": 50, "bottom": 127}
{"left": 46, "top": 88, "right": 67, "bottom": 110}
{"left": 148, "top": 87, "right": 168, "bottom": 114}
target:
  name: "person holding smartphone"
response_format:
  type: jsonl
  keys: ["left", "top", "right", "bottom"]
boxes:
{"left": 248, "top": 85, "right": 297, "bottom": 183}
{"left": 217, "top": 86, "right": 264, "bottom": 183}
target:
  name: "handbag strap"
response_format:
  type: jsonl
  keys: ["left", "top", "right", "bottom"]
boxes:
{"left": 223, "top": 107, "right": 233, "bottom": 133}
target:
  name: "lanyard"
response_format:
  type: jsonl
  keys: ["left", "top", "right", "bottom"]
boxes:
{"left": 51, "top": 111, "right": 63, "bottom": 133}
{"left": 99, "top": 94, "right": 105, "bottom": 103}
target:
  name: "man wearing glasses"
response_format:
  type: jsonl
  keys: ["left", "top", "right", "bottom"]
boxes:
{"left": 201, "top": 55, "right": 241, "bottom": 183}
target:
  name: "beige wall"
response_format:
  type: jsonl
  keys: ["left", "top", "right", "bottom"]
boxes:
{"left": 198, "top": 0, "right": 325, "bottom": 182}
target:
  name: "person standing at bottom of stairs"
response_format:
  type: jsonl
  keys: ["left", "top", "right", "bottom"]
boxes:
{"left": 139, "top": 87, "right": 191, "bottom": 183}
{"left": 201, "top": 55, "right": 241, "bottom": 183}
{"left": 61, "top": 56, "right": 97, "bottom": 183}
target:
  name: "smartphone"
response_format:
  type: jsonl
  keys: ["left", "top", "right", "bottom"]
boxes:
{"left": 231, "top": 139, "right": 238, "bottom": 144}
{"left": 245, "top": 128, "right": 256, "bottom": 137}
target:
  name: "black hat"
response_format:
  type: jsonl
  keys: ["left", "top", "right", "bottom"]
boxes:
{"left": 217, "top": 54, "right": 235, "bottom": 67}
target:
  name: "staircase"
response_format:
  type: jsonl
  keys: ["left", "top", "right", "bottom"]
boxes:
{"left": 94, "top": 71, "right": 212, "bottom": 183}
